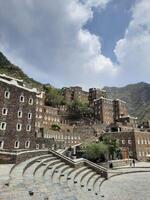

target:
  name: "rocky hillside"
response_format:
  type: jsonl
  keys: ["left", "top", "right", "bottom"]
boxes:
{"left": 104, "top": 82, "right": 150, "bottom": 121}
{"left": 0, "top": 52, "right": 42, "bottom": 89}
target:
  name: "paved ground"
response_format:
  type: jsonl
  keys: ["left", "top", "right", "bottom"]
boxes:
{"left": 100, "top": 172, "right": 150, "bottom": 200}
{"left": 100, "top": 162, "right": 150, "bottom": 200}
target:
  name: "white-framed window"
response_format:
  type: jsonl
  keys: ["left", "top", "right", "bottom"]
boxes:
{"left": 18, "top": 110, "right": 22, "bottom": 118}
{"left": 26, "top": 124, "right": 31, "bottom": 132}
{"left": 0, "top": 122, "right": 7, "bottom": 130}
{"left": 20, "top": 95, "right": 25, "bottom": 103}
{"left": 139, "top": 151, "right": 141, "bottom": 157}
{"left": 25, "top": 141, "right": 30, "bottom": 148}
{"left": 122, "top": 140, "right": 125, "bottom": 144}
{"left": 2, "top": 108, "right": 8, "bottom": 115}
{"left": 145, "top": 140, "right": 147, "bottom": 144}
{"left": 137, "top": 139, "right": 140, "bottom": 144}
{"left": 14, "top": 141, "right": 20, "bottom": 149}
{"left": 0, "top": 141, "right": 4, "bottom": 149}
{"left": 36, "top": 144, "right": 39, "bottom": 149}
{"left": 42, "top": 144, "right": 45, "bottom": 149}
{"left": 29, "top": 98, "right": 33, "bottom": 105}
{"left": 28, "top": 113, "right": 32, "bottom": 119}
{"left": 141, "top": 139, "right": 144, "bottom": 144}
{"left": 128, "top": 140, "right": 132, "bottom": 144}
{"left": 143, "top": 151, "right": 145, "bottom": 156}
{"left": 4, "top": 91, "right": 10, "bottom": 99}
{"left": 16, "top": 123, "right": 22, "bottom": 131}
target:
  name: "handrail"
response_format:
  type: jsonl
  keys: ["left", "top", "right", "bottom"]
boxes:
{"left": 49, "top": 150, "right": 108, "bottom": 179}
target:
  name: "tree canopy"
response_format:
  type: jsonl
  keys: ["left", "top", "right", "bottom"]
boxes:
{"left": 68, "top": 99, "right": 94, "bottom": 120}
{"left": 84, "top": 143, "right": 108, "bottom": 162}
{"left": 43, "top": 85, "right": 66, "bottom": 107}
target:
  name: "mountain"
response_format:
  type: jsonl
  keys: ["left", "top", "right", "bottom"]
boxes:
{"left": 0, "top": 52, "right": 42, "bottom": 89}
{"left": 104, "top": 82, "right": 150, "bottom": 121}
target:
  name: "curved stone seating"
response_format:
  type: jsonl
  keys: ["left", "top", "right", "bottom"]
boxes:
{"left": 0, "top": 151, "right": 108, "bottom": 200}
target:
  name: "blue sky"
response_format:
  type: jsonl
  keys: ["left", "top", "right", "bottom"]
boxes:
{"left": 85, "top": 0, "right": 136, "bottom": 62}
{"left": 0, "top": 0, "right": 149, "bottom": 89}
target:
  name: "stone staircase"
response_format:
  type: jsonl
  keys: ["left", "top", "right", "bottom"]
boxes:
{"left": 0, "top": 150, "right": 108, "bottom": 200}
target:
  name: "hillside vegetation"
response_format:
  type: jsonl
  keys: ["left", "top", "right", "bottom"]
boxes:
{"left": 0, "top": 51, "right": 149, "bottom": 121}
{"left": 0, "top": 52, "right": 42, "bottom": 89}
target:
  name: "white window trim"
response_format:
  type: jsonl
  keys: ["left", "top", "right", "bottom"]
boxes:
{"left": 14, "top": 141, "right": 20, "bottom": 149}
{"left": 26, "top": 124, "right": 31, "bottom": 132}
{"left": 122, "top": 140, "right": 125, "bottom": 144}
{"left": 0, "top": 122, "right": 7, "bottom": 130}
{"left": 2, "top": 108, "right": 8, "bottom": 116}
{"left": 4, "top": 91, "right": 10, "bottom": 99}
{"left": 16, "top": 123, "right": 22, "bottom": 131}
{"left": 25, "top": 141, "right": 30, "bottom": 149}
{"left": 36, "top": 144, "right": 39, "bottom": 149}
{"left": 20, "top": 95, "right": 25, "bottom": 103}
{"left": 18, "top": 110, "right": 23, "bottom": 118}
{"left": 0, "top": 141, "right": 4, "bottom": 149}
{"left": 29, "top": 98, "right": 33, "bottom": 105}
{"left": 28, "top": 113, "right": 32, "bottom": 119}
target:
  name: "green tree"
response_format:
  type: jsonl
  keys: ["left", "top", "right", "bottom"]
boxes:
{"left": 100, "top": 136, "right": 121, "bottom": 160}
{"left": 68, "top": 99, "right": 93, "bottom": 120}
{"left": 43, "top": 85, "right": 66, "bottom": 106}
{"left": 84, "top": 143, "right": 108, "bottom": 162}
{"left": 51, "top": 124, "right": 61, "bottom": 131}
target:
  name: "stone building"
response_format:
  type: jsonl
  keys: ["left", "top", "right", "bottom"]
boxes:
{"left": 35, "top": 91, "right": 45, "bottom": 138}
{"left": 89, "top": 88, "right": 107, "bottom": 105}
{"left": 113, "top": 99, "right": 128, "bottom": 121}
{"left": 94, "top": 97, "right": 114, "bottom": 125}
{"left": 104, "top": 130, "right": 150, "bottom": 161}
{"left": 0, "top": 74, "right": 37, "bottom": 150}
{"left": 62, "top": 86, "right": 88, "bottom": 104}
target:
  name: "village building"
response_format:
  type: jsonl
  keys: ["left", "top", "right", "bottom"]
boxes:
{"left": 0, "top": 74, "right": 37, "bottom": 150}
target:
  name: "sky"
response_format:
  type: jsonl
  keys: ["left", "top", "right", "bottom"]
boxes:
{"left": 0, "top": 0, "right": 150, "bottom": 90}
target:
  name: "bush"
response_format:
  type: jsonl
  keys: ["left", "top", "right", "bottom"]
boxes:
{"left": 84, "top": 143, "right": 108, "bottom": 162}
{"left": 51, "top": 124, "right": 61, "bottom": 131}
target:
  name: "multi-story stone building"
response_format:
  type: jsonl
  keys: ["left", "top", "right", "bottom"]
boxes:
{"left": 94, "top": 97, "right": 114, "bottom": 125}
{"left": 0, "top": 74, "right": 37, "bottom": 150}
{"left": 89, "top": 88, "right": 107, "bottom": 105}
{"left": 104, "top": 130, "right": 150, "bottom": 161}
{"left": 113, "top": 99, "right": 128, "bottom": 121}
{"left": 35, "top": 91, "right": 45, "bottom": 138}
{"left": 62, "top": 86, "right": 89, "bottom": 104}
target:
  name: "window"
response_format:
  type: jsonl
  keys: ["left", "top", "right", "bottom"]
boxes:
{"left": 20, "top": 95, "right": 24, "bottom": 102}
{"left": 28, "top": 113, "right": 32, "bottom": 119}
{"left": 141, "top": 139, "right": 144, "bottom": 144}
{"left": 18, "top": 111, "right": 22, "bottom": 118}
{"left": 2, "top": 108, "right": 8, "bottom": 115}
{"left": 4, "top": 91, "right": 10, "bottom": 99}
{"left": 0, "top": 141, "right": 4, "bottom": 149}
{"left": 42, "top": 144, "right": 45, "bottom": 149}
{"left": 139, "top": 151, "right": 141, "bottom": 157}
{"left": 36, "top": 144, "right": 39, "bottom": 149}
{"left": 26, "top": 124, "right": 31, "bottom": 132}
{"left": 16, "top": 123, "right": 22, "bottom": 131}
{"left": 0, "top": 122, "right": 7, "bottom": 130}
{"left": 25, "top": 141, "right": 30, "bottom": 148}
{"left": 122, "top": 140, "right": 125, "bottom": 144}
{"left": 29, "top": 98, "right": 33, "bottom": 105}
{"left": 137, "top": 139, "right": 140, "bottom": 145}
{"left": 128, "top": 140, "right": 132, "bottom": 145}
{"left": 14, "top": 141, "right": 20, "bottom": 149}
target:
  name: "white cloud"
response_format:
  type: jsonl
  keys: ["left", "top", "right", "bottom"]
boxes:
{"left": 0, "top": 0, "right": 118, "bottom": 89}
{"left": 114, "top": 0, "right": 150, "bottom": 84}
